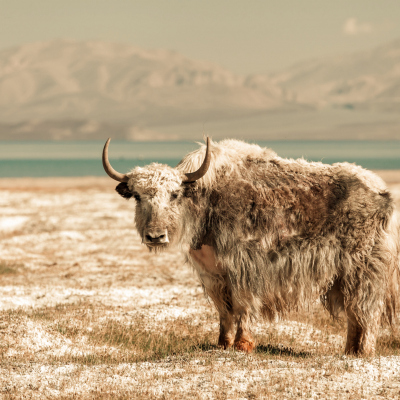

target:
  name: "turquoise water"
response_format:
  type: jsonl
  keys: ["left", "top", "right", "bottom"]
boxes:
{"left": 0, "top": 141, "right": 399, "bottom": 177}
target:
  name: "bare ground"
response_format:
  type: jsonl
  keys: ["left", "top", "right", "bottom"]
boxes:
{"left": 1, "top": 173, "right": 400, "bottom": 399}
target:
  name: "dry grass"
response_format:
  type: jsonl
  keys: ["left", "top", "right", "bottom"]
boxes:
{"left": 2, "top": 300, "right": 400, "bottom": 399}
{"left": 0, "top": 262, "right": 20, "bottom": 275}
{"left": 5, "top": 303, "right": 216, "bottom": 364}
{"left": 1, "top": 175, "right": 400, "bottom": 399}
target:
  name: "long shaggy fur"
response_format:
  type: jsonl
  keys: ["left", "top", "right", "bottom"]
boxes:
{"left": 118, "top": 139, "right": 400, "bottom": 355}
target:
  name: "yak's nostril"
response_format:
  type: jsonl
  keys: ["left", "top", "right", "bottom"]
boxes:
{"left": 145, "top": 231, "right": 169, "bottom": 244}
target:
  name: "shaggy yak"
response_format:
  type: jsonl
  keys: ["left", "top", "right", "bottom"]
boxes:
{"left": 103, "top": 137, "right": 399, "bottom": 356}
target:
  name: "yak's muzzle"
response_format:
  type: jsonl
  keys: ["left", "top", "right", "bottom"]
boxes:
{"left": 144, "top": 229, "right": 169, "bottom": 247}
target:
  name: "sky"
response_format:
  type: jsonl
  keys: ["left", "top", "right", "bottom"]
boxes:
{"left": 1, "top": 0, "right": 400, "bottom": 74}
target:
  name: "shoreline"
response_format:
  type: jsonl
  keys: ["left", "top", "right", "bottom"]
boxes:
{"left": 0, "top": 169, "right": 399, "bottom": 190}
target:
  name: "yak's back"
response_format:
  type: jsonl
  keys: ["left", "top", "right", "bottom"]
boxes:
{"left": 178, "top": 140, "right": 392, "bottom": 228}
{"left": 183, "top": 139, "right": 394, "bottom": 252}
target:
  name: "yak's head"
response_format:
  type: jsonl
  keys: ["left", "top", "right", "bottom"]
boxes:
{"left": 102, "top": 138, "right": 210, "bottom": 250}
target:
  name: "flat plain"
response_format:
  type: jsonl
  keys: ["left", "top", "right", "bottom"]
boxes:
{"left": 1, "top": 173, "right": 400, "bottom": 399}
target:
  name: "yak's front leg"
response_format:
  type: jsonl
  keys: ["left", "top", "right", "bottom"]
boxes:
{"left": 216, "top": 282, "right": 236, "bottom": 349}
{"left": 218, "top": 312, "right": 235, "bottom": 349}
{"left": 234, "top": 311, "right": 255, "bottom": 353}
{"left": 198, "top": 277, "right": 236, "bottom": 350}
{"left": 189, "top": 246, "right": 253, "bottom": 352}
{"left": 189, "top": 246, "right": 236, "bottom": 349}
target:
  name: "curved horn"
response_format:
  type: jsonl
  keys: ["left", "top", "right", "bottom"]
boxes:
{"left": 183, "top": 137, "right": 211, "bottom": 183}
{"left": 102, "top": 138, "right": 129, "bottom": 183}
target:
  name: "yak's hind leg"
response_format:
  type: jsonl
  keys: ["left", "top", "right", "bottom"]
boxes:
{"left": 345, "top": 307, "right": 382, "bottom": 356}
{"left": 324, "top": 276, "right": 383, "bottom": 356}
{"left": 344, "top": 261, "right": 386, "bottom": 356}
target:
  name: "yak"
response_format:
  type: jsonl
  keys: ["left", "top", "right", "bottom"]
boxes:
{"left": 102, "top": 137, "right": 399, "bottom": 356}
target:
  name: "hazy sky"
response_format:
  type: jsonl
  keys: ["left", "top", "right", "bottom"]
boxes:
{"left": 1, "top": 0, "right": 400, "bottom": 74}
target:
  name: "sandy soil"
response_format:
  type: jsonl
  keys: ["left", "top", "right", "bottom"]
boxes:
{"left": 1, "top": 172, "right": 400, "bottom": 399}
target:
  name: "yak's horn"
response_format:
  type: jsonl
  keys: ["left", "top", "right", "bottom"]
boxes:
{"left": 102, "top": 138, "right": 129, "bottom": 183}
{"left": 182, "top": 137, "right": 211, "bottom": 183}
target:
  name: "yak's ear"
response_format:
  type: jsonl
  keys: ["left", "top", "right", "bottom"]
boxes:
{"left": 115, "top": 182, "right": 133, "bottom": 199}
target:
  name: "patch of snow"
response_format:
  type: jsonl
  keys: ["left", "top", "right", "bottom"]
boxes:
{"left": 261, "top": 320, "right": 344, "bottom": 349}
{"left": 59, "top": 231, "right": 86, "bottom": 241}
{"left": 0, "top": 285, "right": 202, "bottom": 310}
{"left": 0, "top": 216, "right": 28, "bottom": 231}
{"left": 3, "top": 355, "right": 400, "bottom": 398}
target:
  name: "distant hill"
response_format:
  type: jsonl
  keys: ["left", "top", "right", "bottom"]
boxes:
{"left": 0, "top": 40, "right": 292, "bottom": 140}
{"left": 0, "top": 39, "right": 399, "bottom": 140}
{"left": 271, "top": 39, "right": 400, "bottom": 112}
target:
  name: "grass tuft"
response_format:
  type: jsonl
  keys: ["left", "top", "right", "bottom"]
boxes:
{"left": 376, "top": 333, "right": 400, "bottom": 356}
{"left": 0, "top": 261, "right": 21, "bottom": 275}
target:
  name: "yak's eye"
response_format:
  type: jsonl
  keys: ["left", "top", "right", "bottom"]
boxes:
{"left": 171, "top": 192, "right": 179, "bottom": 200}
{"left": 133, "top": 193, "right": 141, "bottom": 202}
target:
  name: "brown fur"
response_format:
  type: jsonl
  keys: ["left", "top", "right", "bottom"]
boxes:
{"left": 113, "top": 139, "right": 400, "bottom": 356}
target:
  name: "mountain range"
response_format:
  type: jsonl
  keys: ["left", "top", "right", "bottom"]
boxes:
{"left": 0, "top": 39, "right": 399, "bottom": 140}
{"left": 272, "top": 38, "right": 400, "bottom": 112}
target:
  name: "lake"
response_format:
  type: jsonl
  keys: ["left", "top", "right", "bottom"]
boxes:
{"left": 0, "top": 140, "right": 399, "bottom": 177}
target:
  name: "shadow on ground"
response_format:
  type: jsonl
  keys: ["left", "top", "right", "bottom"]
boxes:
{"left": 256, "top": 344, "right": 310, "bottom": 358}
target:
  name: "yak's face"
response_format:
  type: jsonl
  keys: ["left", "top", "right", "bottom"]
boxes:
{"left": 102, "top": 137, "right": 210, "bottom": 250}
{"left": 116, "top": 163, "right": 187, "bottom": 250}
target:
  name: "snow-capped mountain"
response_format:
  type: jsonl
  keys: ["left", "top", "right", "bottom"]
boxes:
{"left": 0, "top": 40, "right": 288, "bottom": 139}
{"left": 271, "top": 38, "right": 400, "bottom": 111}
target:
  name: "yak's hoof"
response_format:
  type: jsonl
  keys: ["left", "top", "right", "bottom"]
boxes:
{"left": 344, "top": 346, "right": 375, "bottom": 357}
{"left": 218, "top": 336, "right": 234, "bottom": 350}
{"left": 234, "top": 338, "right": 255, "bottom": 353}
